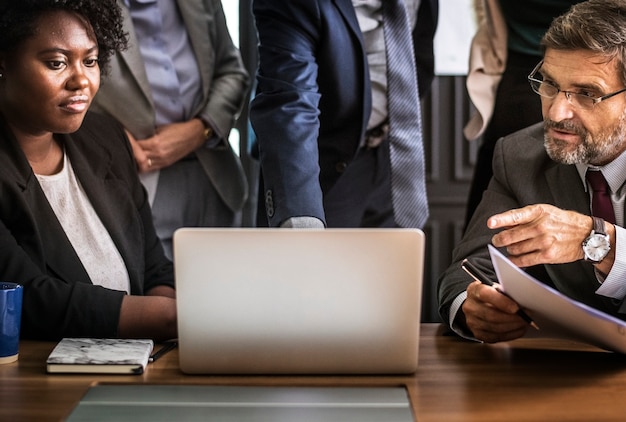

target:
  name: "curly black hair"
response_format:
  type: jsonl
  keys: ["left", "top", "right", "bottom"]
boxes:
{"left": 0, "top": 0, "right": 128, "bottom": 75}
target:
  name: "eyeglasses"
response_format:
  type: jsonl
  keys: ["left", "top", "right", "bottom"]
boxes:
{"left": 527, "top": 60, "right": 626, "bottom": 110}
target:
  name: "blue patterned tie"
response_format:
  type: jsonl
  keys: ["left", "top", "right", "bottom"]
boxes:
{"left": 383, "top": 0, "right": 429, "bottom": 228}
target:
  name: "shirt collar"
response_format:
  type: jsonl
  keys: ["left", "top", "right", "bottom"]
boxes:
{"left": 576, "top": 147, "right": 626, "bottom": 194}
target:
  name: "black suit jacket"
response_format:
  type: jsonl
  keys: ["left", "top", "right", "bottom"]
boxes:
{"left": 438, "top": 123, "right": 624, "bottom": 326}
{"left": 0, "top": 112, "right": 174, "bottom": 340}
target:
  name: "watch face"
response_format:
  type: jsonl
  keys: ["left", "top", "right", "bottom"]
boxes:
{"left": 584, "top": 233, "right": 611, "bottom": 262}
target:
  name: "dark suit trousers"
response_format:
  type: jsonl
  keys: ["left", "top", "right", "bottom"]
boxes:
{"left": 256, "top": 140, "right": 395, "bottom": 228}
{"left": 323, "top": 138, "right": 396, "bottom": 228}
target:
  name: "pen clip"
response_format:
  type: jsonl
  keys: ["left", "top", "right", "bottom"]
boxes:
{"left": 461, "top": 261, "right": 479, "bottom": 282}
{"left": 461, "top": 258, "right": 495, "bottom": 286}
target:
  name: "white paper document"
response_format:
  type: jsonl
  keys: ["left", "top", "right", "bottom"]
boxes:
{"left": 489, "top": 244, "right": 626, "bottom": 353}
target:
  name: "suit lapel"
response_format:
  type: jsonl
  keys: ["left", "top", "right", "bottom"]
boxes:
{"left": 333, "top": 0, "right": 363, "bottom": 43}
{"left": 544, "top": 162, "right": 602, "bottom": 299}
{"left": 545, "top": 163, "right": 589, "bottom": 215}
{"left": 23, "top": 176, "right": 92, "bottom": 284}
{"left": 0, "top": 119, "right": 88, "bottom": 282}
{"left": 177, "top": 0, "right": 212, "bottom": 110}
{"left": 116, "top": 0, "right": 154, "bottom": 109}
{"left": 332, "top": 0, "right": 371, "bottom": 139}
{"left": 0, "top": 129, "right": 92, "bottom": 284}
{"left": 63, "top": 129, "right": 142, "bottom": 287}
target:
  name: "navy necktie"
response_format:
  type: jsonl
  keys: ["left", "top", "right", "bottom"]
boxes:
{"left": 382, "top": 0, "right": 429, "bottom": 228}
{"left": 586, "top": 169, "right": 616, "bottom": 224}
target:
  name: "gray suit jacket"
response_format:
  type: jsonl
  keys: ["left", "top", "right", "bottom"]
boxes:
{"left": 91, "top": 0, "right": 250, "bottom": 212}
{"left": 438, "top": 123, "right": 625, "bottom": 325}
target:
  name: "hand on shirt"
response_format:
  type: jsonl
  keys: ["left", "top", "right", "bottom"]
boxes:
{"left": 127, "top": 118, "right": 207, "bottom": 173}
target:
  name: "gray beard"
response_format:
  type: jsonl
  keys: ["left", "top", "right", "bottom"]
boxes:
{"left": 543, "top": 112, "right": 626, "bottom": 165}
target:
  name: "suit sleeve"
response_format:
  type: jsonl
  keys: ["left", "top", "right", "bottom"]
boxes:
{"left": 197, "top": 0, "right": 250, "bottom": 140}
{"left": 0, "top": 216, "right": 126, "bottom": 340}
{"left": 249, "top": 0, "right": 326, "bottom": 226}
{"left": 437, "top": 134, "right": 527, "bottom": 325}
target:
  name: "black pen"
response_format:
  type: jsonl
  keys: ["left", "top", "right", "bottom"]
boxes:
{"left": 149, "top": 341, "right": 178, "bottom": 363}
{"left": 461, "top": 258, "right": 539, "bottom": 330}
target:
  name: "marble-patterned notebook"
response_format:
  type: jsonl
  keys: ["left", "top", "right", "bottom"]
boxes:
{"left": 46, "top": 338, "right": 154, "bottom": 374}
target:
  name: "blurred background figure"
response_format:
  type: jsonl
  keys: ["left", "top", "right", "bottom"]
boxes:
{"left": 92, "top": 0, "right": 250, "bottom": 258}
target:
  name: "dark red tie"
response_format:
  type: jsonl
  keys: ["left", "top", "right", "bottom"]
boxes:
{"left": 586, "top": 169, "right": 616, "bottom": 224}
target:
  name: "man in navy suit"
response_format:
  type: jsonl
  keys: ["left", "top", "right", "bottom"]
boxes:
{"left": 250, "top": 0, "right": 438, "bottom": 228}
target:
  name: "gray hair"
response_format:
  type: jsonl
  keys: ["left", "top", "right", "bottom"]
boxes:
{"left": 542, "top": 0, "right": 626, "bottom": 85}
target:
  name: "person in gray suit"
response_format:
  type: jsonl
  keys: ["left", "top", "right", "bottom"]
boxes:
{"left": 439, "top": 0, "right": 626, "bottom": 344}
{"left": 91, "top": 0, "right": 249, "bottom": 258}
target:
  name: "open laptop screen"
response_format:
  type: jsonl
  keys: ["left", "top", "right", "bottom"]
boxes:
{"left": 173, "top": 228, "right": 425, "bottom": 375}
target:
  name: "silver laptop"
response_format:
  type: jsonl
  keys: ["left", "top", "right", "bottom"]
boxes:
{"left": 66, "top": 385, "right": 415, "bottom": 422}
{"left": 173, "top": 228, "right": 425, "bottom": 375}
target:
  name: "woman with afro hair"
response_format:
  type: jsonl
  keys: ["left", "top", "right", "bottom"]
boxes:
{"left": 0, "top": 0, "right": 177, "bottom": 340}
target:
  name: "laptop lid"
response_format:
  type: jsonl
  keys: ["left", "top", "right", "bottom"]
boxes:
{"left": 66, "top": 385, "right": 415, "bottom": 422}
{"left": 173, "top": 228, "right": 424, "bottom": 375}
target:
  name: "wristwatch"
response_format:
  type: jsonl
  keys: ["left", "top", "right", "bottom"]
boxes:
{"left": 582, "top": 217, "right": 611, "bottom": 263}
{"left": 198, "top": 118, "right": 213, "bottom": 141}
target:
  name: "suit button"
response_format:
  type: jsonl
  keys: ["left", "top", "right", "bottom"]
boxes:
{"left": 265, "top": 189, "right": 275, "bottom": 218}
{"left": 335, "top": 162, "right": 348, "bottom": 173}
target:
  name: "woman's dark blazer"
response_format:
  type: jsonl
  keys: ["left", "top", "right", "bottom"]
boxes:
{"left": 0, "top": 112, "right": 174, "bottom": 340}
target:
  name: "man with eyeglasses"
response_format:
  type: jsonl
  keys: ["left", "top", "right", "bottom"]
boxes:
{"left": 438, "top": 0, "right": 626, "bottom": 343}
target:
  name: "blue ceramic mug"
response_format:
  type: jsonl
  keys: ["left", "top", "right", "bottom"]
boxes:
{"left": 0, "top": 283, "right": 23, "bottom": 364}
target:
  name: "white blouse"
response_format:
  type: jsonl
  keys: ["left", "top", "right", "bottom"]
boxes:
{"left": 36, "top": 152, "right": 130, "bottom": 293}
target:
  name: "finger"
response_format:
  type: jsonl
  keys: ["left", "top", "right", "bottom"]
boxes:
{"left": 488, "top": 205, "right": 545, "bottom": 230}
{"left": 466, "top": 281, "right": 522, "bottom": 317}
{"left": 122, "top": 131, "right": 151, "bottom": 173}
{"left": 469, "top": 322, "right": 528, "bottom": 343}
{"left": 462, "top": 291, "right": 528, "bottom": 342}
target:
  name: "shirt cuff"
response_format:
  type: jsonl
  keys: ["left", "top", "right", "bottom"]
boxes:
{"left": 448, "top": 291, "right": 480, "bottom": 341}
{"left": 596, "top": 225, "right": 626, "bottom": 299}
{"left": 280, "top": 216, "right": 325, "bottom": 229}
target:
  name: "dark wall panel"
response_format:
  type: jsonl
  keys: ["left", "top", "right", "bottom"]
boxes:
{"left": 421, "top": 75, "right": 475, "bottom": 322}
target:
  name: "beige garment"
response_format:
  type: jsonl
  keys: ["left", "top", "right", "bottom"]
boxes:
{"left": 463, "top": 0, "right": 508, "bottom": 141}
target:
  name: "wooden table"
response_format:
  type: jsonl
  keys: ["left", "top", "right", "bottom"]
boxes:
{"left": 2, "top": 323, "right": 626, "bottom": 421}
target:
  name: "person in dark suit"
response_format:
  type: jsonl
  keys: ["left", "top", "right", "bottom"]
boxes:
{"left": 0, "top": 0, "right": 176, "bottom": 340}
{"left": 91, "top": 0, "right": 249, "bottom": 258}
{"left": 250, "top": 0, "right": 438, "bottom": 228}
{"left": 439, "top": 0, "right": 626, "bottom": 344}
{"left": 463, "top": 0, "right": 582, "bottom": 228}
